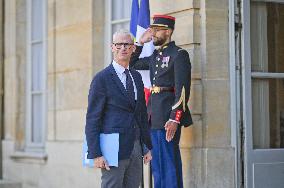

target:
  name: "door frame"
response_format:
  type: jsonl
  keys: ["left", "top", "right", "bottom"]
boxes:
{"left": 0, "top": 0, "right": 4, "bottom": 179}
{"left": 229, "top": 0, "right": 243, "bottom": 187}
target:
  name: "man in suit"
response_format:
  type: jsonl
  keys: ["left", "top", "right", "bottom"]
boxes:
{"left": 85, "top": 29, "right": 152, "bottom": 188}
{"left": 130, "top": 15, "right": 192, "bottom": 188}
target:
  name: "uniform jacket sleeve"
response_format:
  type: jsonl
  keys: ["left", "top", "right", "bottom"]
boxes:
{"left": 85, "top": 73, "right": 106, "bottom": 159}
{"left": 130, "top": 45, "right": 151, "bottom": 70}
{"left": 170, "top": 49, "right": 192, "bottom": 122}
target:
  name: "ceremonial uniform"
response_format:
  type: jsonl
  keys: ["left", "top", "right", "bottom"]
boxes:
{"left": 130, "top": 15, "right": 192, "bottom": 188}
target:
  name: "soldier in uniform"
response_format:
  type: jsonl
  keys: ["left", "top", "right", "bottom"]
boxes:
{"left": 130, "top": 15, "right": 192, "bottom": 188}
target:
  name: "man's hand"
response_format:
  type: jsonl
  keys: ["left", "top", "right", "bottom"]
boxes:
{"left": 139, "top": 28, "right": 153, "bottom": 45}
{"left": 164, "top": 121, "right": 178, "bottom": 142}
{"left": 94, "top": 156, "right": 110, "bottom": 170}
{"left": 143, "top": 151, "right": 152, "bottom": 164}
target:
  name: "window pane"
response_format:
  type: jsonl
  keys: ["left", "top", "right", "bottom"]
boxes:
{"left": 252, "top": 78, "right": 284, "bottom": 149}
{"left": 32, "top": 42, "right": 43, "bottom": 91}
{"left": 111, "top": 0, "right": 132, "bottom": 20}
{"left": 32, "top": 94, "right": 43, "bottom": 143}
{"left": 267, "top": 4, "right": 284, "bottom": 73}
{"left": 112, "top": 22, "right": 130, "bottom": 35}
{"left": 32, "top": 0, "right": 43, "bottom": 41}
{"left": 251, "top": 2, "right": 284, "bottom": 149}
{"left": 250, "top": 2, "right": 284, "bottom": 73}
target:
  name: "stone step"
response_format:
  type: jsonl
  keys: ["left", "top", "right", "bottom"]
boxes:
{"left": 0, "top": 180, "right": 21, "bottom": 188}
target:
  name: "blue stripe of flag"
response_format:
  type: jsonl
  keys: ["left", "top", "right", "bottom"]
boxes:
{"left": 130, "top": 0, "right": 139, "bottom": 37}
{"left": 138, "top": 0, "right": 150, "bottom": 28}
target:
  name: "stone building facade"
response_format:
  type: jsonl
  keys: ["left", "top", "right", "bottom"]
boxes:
{"left": 1, "top": 0, "right": 284, "bottom": 188}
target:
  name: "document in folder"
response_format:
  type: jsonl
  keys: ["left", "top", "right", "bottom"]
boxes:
{"left": 100, "top": 133, "right": 119, "bottom": 167}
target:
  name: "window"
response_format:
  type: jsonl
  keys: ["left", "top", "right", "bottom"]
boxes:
{"left": 250, "top": 2, "right": 284, "bottom": 149}
{"left": 26, "top": 0, "right": 47, "bottom": 151}
{"left": 105, "top": 0, "right": 132, "bottom": 66}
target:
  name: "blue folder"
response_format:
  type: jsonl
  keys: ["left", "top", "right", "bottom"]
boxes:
{"left": 100, "top": 133, "right": 119, "bottom": 167}
{"left": 82, "top": 133, "right": 119, "bottom": 168}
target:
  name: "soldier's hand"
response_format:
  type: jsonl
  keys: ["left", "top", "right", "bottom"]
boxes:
{"left": 164, "top": 121, "right": 178, "bottom": 142}
{"left": 143, "top": 151, "right": 152, "bottom": 164}
{"left": 94, "top": 156, "right": 110, "bottom": 170}
{"left": 139, "top": 28, "right": 153, "bottom": 45}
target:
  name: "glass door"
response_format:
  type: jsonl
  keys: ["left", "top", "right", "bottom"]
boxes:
{"left": 242, "top": 0, "right": 284, "bottom": 188}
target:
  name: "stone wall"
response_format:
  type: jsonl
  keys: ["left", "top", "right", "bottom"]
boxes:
{"left": 3, "top": 0, "right": 100, "bottom": 187}
{"left": 193, "top": 0, "right": 234, "bottom": 187}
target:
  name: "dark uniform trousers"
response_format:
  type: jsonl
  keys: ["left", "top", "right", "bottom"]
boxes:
{"left": 151, "top": 127, "right": 183, "bottom": 188}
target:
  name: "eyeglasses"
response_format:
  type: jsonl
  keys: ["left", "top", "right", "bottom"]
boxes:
{"left": 113, "top": 43, "right": 134, "bottom": 49}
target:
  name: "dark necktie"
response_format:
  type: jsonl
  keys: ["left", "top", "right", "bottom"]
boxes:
{"left": 124, "top": 69, "right": 135, "bottom": 105}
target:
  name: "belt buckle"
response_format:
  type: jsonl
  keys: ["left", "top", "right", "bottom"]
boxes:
{"left": 152, "top": 86, "right": 160, "bottom": 94}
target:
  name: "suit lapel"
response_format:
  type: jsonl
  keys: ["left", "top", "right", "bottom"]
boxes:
{"left": 109, "top": 64, "right": 128, "bottom": 98}
{"left": 109, "top": 64, "right": 137, "bottom": 109}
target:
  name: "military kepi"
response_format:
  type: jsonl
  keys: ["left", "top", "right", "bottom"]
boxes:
{"left": 150, "top": 15, "right": 175, "bottom": 30}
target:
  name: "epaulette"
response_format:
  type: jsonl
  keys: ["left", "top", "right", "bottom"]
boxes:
{"left": 171, "top": 86, "right": 186, "bottom": 112}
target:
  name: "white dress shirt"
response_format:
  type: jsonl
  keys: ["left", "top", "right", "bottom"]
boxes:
{"left": 112, "top": 61, "right": 137, "bottom": 100}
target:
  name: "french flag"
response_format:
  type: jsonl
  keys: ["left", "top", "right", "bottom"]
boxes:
{"left": 130, "top": 0, "right": 154, "bottom": 104}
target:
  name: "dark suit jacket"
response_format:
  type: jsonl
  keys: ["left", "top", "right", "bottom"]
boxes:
{"left": 85, "top": 63, "right": 152, "bottom": 159}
